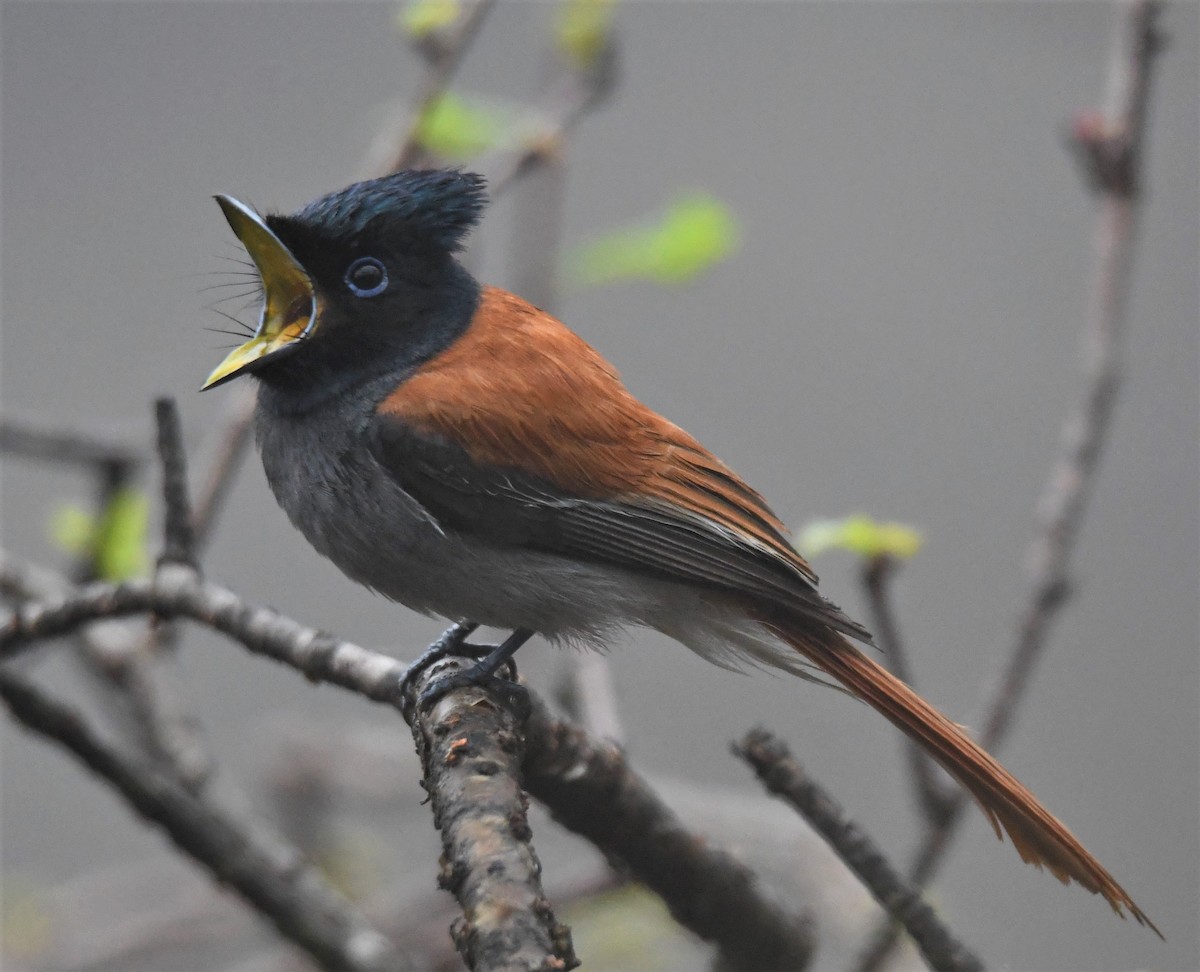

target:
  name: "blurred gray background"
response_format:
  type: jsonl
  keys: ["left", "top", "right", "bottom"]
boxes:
{"left": 2, "top": 2, "right": 1197, "bottom": 970}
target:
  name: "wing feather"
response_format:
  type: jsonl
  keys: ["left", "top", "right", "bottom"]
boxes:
{"left": 373, "top": 286, "right": 868, "bottom": 641}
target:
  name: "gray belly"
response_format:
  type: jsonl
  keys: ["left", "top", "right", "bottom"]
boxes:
{"left": 254, "top": 403, "right": 660, "bottom": 644}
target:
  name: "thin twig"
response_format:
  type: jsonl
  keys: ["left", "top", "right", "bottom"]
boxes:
{"left": 480, "top": 43, "right": 618, "bottom": 198}
{"left": 0, "top": 549, "right": 66, "bottom": 602}
{"left": 404, "top": 656, "right": 577, "bottom": 972}
{"left": 190, "top": 384, "right": 257, "bottom": 550}
{"left": 980, "top": 0, "right": 1162, "bottom": 757}
{"left": 155, "top": 399, "right": 198, "bottom": 570}
{"left": 119, "top": 398, "right": 212, "bottom": 787}
{"left": 0, "top": 565, "right": 409, "bottom": 704}
{"left": 1, "top": 567, "right": 814, "bottom": 971}
{"left": 0, "top": 547, "right": 214, "bottom": 787}
{"left": 0, "top": 669, "right": 409, "bottom": 972}
{"left": 383, "top": 0, "right": 498, "bottom": 174}
{"left": 8, "top": 413, "right": 205, "bottom": 783}
{"left": 861, "top": 557, "right": 952, "bottom": 823}
{"left": 855, "top": 4, "right": 1165, "bottom": 969}
{"left": 0, "top": 414, "right": 144, "bottom": 471}
{"left": 523, "top": 699, "right": 813, "bottom": 972}
{"left": 735, "top": 729, "right": 982, "bottom": 972}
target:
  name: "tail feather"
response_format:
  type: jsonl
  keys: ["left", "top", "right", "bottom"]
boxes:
{"left": 772, "top": 621, "right": 1161, "bottom": 937}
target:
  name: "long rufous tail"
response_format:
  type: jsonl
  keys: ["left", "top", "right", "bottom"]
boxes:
{"left": 771, "top": 620, "right": 1160, "bottom": 937}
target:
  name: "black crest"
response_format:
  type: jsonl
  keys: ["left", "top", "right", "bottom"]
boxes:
{"left": 291, "top": 170, "right": 487, "bottom": 253}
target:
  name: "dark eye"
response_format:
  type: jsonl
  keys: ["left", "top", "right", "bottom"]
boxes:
{"left": 345, "top": 256, "right": 388, "bottom": 297}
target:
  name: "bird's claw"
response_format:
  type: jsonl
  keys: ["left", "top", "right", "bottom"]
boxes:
{"left": 398, "top": 620, "right": 479, "bottom": 703}
{"left": 399, "top": 621, "right": 529, "bottom": 722}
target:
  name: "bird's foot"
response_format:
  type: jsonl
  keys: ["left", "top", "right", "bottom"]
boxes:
{"left": 398, "top": 620, "right": 481, "bottom": 702}
{"left": 401, "top": 625, "right": 534, "bottom": 723}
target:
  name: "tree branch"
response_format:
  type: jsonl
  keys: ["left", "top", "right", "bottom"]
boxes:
{"left": 480, "top": 44, "right": 617, "bottom": 198}
{"left": 861, "top": 556, "right": 954, "bottom": 824}
{"left": 404, "top": 657, "right": 577, "bottom": 972}
{"left": 856, "top": 3, "right": 1166, "bottom": 968}
{"left": 1, "top": 567, "right": 819, "bottom": 970}
{"left": 0, "top": 414, "right": 144, "bottom": 472}
{"left": 735, "top": 729, "right": 982, "bottom": 972}
{"left": 523, "top": 699, "right": 813, "bottom": 972}
{"left": 0, "top": 668, "right": 409, "bottom": 972}
{"left": 154, "top": 399, "right": 198, "bottom": 570}
{"left": 376, "top": 0, "right": 498, "bottom": 174}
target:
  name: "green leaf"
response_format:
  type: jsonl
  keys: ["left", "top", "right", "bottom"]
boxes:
{"left": 94, "top": 488, "right": 151, "bottom": 581}
{"left": 397, "top": 0, "right": 461, "bottom": 39}
{"left": 414, "top": 92, "right": 508, "bottom": 161}
{"left": 50, "top": 489, "right": 150, "bottom": 580}
{"left": 49, "top": 504, "right": 96, "bottom": 556}
{"left": 570, "top": 193, "right": 740, "bottom": 286}
{"left": 556, "top": 0, "right": 617, "bottom": 68}
{"left": 797, "top": 515, "right": 923, "bottom": 561}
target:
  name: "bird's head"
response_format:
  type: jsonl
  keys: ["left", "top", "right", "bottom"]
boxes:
{"left": 202, "top": 169, "right": 486, "bottom": 392}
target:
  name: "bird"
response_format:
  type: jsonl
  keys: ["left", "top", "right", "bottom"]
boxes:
{"left": 203, "top": 168, "right": 1157, "bottom": 934}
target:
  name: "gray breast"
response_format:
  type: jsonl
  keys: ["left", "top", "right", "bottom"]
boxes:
{"left": 251, "top": 390, "right": 659, "bottom": 641}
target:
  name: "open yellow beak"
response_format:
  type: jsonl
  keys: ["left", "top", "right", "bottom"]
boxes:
{"left": 201, "top": 195, "right": 316, "bottom": 389}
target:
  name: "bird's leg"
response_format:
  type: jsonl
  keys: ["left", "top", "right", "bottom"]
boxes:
{"left": 414, "top": 627, "right": 535, "bottom": 722}
{"left": 398, "top": 620, "right": 480, "bottom": 702}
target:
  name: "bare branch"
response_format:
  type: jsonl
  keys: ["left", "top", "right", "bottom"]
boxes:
{"left": 735, "top": 729, "right": 982, "bottom": 972}
{"left": 0, "top": 566, "right": 412, "bottom": 708}
{"left": 0, "top": 669, "right": 409, "bottom": 972}
{"left": 190, "top": 384, "right": 257, "bottom": 551}
{"left": 155, "top": 398, "right": 198, "bottom": 570}
{"left": 0, "top": 414, "right": 144, "bottom": 472}
{"left": 404, "top": 657, "right": 578, "bottom": 972}
{"left": 523, "top": 699, "right": 813, "bottom": 972}
{"left": 982, "top": 0, "right": 1163, "bottom": 756}
{"left": 480, "top": 46, "right": 617, "bottom": 198}
{"left": 860, "top": 557, "right": 953, "bottom": 823}
{"left": 857, "top": 3, "right": 1166, "bottom": 968}
{"left": 0, "top": 549, "right": 66, "bottom": 602}
{"left": 1, "top": 567, "right": 813, "bottom": 970}
{"left": 379, "top": 0, "right": 498, "bottom": 174}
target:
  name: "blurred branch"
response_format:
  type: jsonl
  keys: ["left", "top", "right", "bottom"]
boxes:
{"left": 127, "top": 398, "right": 212, "bottom": 786}
{"left": 481, "top": 44, "right": 617, "bottom": 198}
{"left": 0, "top": 549, "right": 65, "bottom": 603}
{"left": 982, "top": 0, "right": 1162, "bottom": 756}
{"left": 861, "top": 556, "right": 953, "bottom": 822}
{"left": 155, "top": 398, "right": 198, "bottom": 570}
{"left": 523, "top": 699, "right": 813, "bottom": 972}
{"left": 1, "top": 406, "right": 214, "bottom": 785}
{"left": 0, "top": 414, "right": 144, "bottom": 472}
{"left": 555, "top": 650, "right": 625, "bottom": 745}
{"left": 404, "top": 656, "right": 578, "bottom": 972}
{"left": 379, "top": 0, "right": 498, "bottom": 173}
{"left": 0, "top": 669, "right": 409, "bottom": 972}
{"left": 735, "top": 729, "right": 982, "bottom": 972}
{"left": 190, "top": 384, "right": 257, "bottom": 551}
{"left": 2, "top": 566, "right": 814, "bottom": 970}
{"left": 856, "top": 3, "right": 1165, "bottom": 969}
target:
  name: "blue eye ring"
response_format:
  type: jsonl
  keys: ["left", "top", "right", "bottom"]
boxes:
{"left": 345, "top": 256, "right": 388, "bottom": 297}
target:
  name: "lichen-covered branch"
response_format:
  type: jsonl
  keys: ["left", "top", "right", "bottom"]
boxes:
{"left": 404, "top": 657, "right": 577, "bottom": 972}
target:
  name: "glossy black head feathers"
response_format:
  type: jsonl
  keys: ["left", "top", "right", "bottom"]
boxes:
{"left": 290, "top": 170, "right": 487, "bottom": 253}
